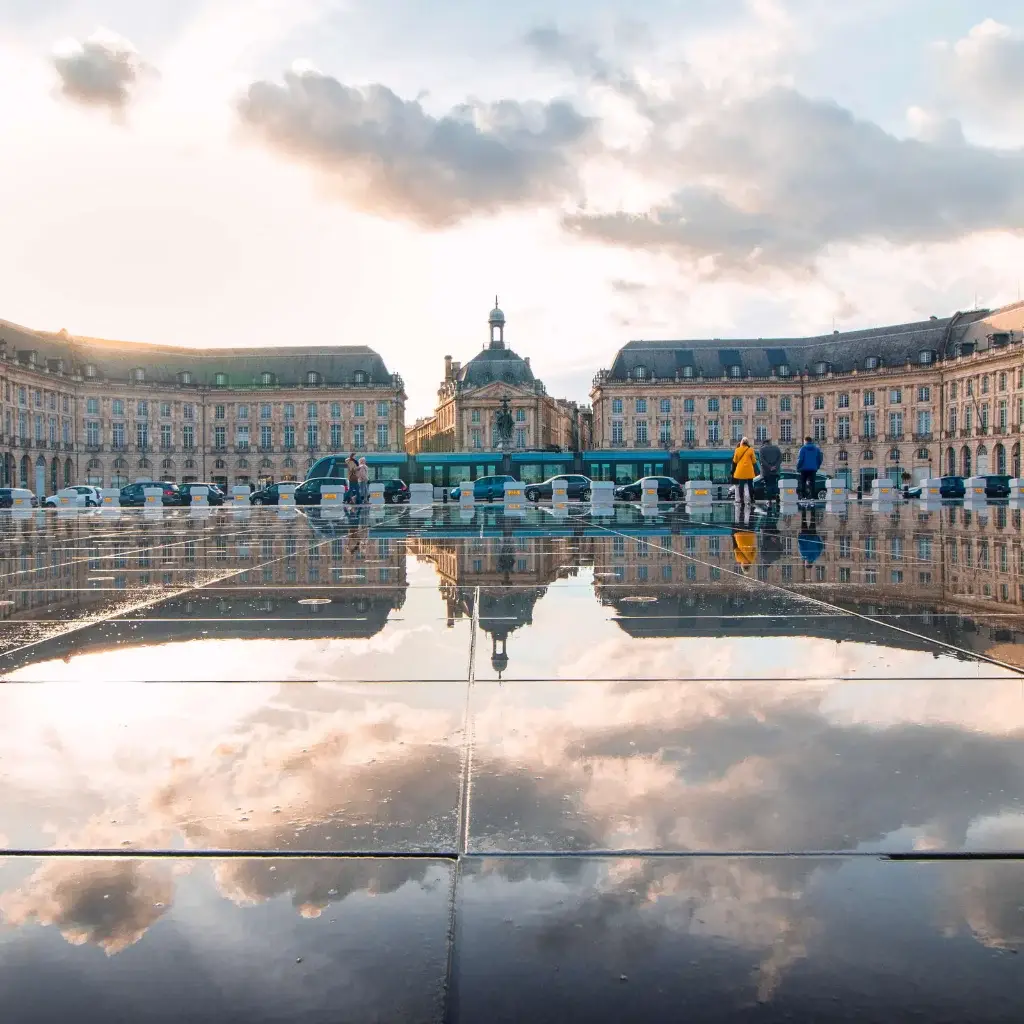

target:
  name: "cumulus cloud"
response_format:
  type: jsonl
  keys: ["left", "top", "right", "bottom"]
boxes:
{"left": 51, "top": 28, "right": 148, "bottom": 111}
{"left": 563, "top": 87, "right": 1024, "bottom": 275}
{"left": 942, "top": 20, "right": 1024, "bottom": 113}
{"left": 237, "top": 67, "right": 597, "bottom": 227}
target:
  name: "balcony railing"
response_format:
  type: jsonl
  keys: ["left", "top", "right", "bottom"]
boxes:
{"left": 976, "top": 426, "right": 989, "bottom": 436}
{"left": 160, "top": 445, "right": 175, "bottom": 453}
{"left": 912, "top": 432, "right": 933, "bottom": 442}
{"left": 858, "top": 434, "right": 877, "bottom": 442}
{"left": 63, "top": 441, "right": 74, "bottom": 451}
{"left": 994, "top": 424, "right": 1008, "bottom": 435}
{"left": 235, "top": 444, "right": 250, "bottom": 453}
{"left": 111, "top": 442, "right": 127, "bottom": 451}
{"left": 885, "top": 433, "right": 904, "bottom": 442}
{"left": 35, "top": 439, "right": 47, "bottom": 449}
{"left": 959, "top": 429, "right": 971, "bottom": 438}
{"left": 634, "top": 439, "right": 651, "bottom": 448}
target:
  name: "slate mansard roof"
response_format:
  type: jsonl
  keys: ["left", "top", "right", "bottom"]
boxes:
{"left": 605, "top": 309, "right": 1002, "bottom": 382}
{"left": 0, "top": 319, "right": 399, "bottom": 388}
{"left": 457, "top": 345, "right": 537, "bottom": 389}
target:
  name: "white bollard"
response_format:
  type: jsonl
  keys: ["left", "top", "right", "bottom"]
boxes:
{"left": 409, "top": 483, "right": 432, "bottom": 507}
{"left": 552, "top": 481, "right": 569, "bottom": 510}
{"left": 590, "top": 480, "right": 614, "bottom": 515}
{"left": 278, "top": 483, "right": 296, "bottom": 506}
{"left": 459, "top": 483, "right": 475, "bottom": 510}
{"left": 1008, "top": 478, "right": 1024, "bottom": 500}
{"left": 368, "top": 481, "right": 385, "bottom": 506}
{"left": 320, "top": 483, "right": 346, "bottom": 506}
{"left": 823, "top": 478, "right": 847, "bottom": 514}
{"left": 100, "top": 488, "right": 121, "bottom": 508}
{"left": 143, "top": 487, "right": 163, "bottom": 508}
{"left": 685, "top": 480, "right": 713, "bottom": 509}
{"left": 231, "top": 486, "right": 250, "bottom": 506}
{"left": 321, "top": 505, "right": 345, "bottom": 520}
{"left": 503, "top": 479, "right": 526, "bottom": 512}
{"left": 640, "top": 480, "right": 659, "bottom": 507}
{"left": 778, "top": 480, "right": 798, "bottom": 508}
{"left": 56, "top": 487, "right": 84, "bottom": 508}
{"left": 188, "top": 485, "right": 208, "bottom": 506}
{"left": 964, "top": 476, "right": 987, "bottom": 504}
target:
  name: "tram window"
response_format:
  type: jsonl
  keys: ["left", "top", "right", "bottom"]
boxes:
{"left": 450, "top": 465, "right": 473, "bottom": 485}
{"left": 711, "top": 463, "right": 731, "bottom": 483}
{"left": 375, "top": 465, "right": 399, "bottom": 481}
{"left": 588, "top": 462, "right": 613, "bottom": 482}
{"left": 517, "top": 463, "right": 544, "bottom": 483}
{"left": 688, "top": 462, "right": 711, "bottom": 481}
{"left": 615, "top": 465, "right": 633, "bottom": 484}
{"left": 420, "top": 464, "right": 444, "bottom": 486}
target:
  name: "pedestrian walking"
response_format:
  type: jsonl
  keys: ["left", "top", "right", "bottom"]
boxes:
{"left": 758, "top": 437, "right": 783, "bottom": 507}
{"left": 345, "top": 452, "right": 358, "bottom": 503}
{"left": 796, "top": 436, "right": 824, "bottom": 500}
{"left": 357, "top": 457, "right": 369, "bottom": 504}
{"left": 732, "top": 437, "right": 756, "bottom": 510}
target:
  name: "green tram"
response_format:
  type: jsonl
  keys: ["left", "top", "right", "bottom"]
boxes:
{"left": 307, "top": 448, "right": 738, "bottom": 498}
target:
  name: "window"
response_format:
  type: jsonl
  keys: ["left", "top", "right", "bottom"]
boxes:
{"left": 966, "top": 379, "right": 974, "bottom": 396}
{"left": 837, "top": 415, "right": 851, "bottom": 440}
{"left": 890, "top": 388, "right": 902, "bottom": 404}
{"left": 999, "top": 400, "right": 1008, "bottom": 429}
{"left": 635, "top": 420, "right": 648, "bottom": 444}
{"left": 132, "top": 368, "right": 145, "bottom": 383}
{"left": 916, "top": 411, "right": 932, "bottom": 436}
{"left": 18, "top": 386, "right": 26, "bottom": 406}
{"left": 707, "top": 398, "right": 719, "bottom": 412}
{"left": 730, "top": 419, "right": 743, "bottom": 442}
{"left": 261, "top": 425, "right": 273, "bottom": 449}
{"left": 515, "top": 427, "right": 527, "bottom": 448}
{"left": 813, "top": 395, "right": 824, "bottom": 410}
{"left": 237, "top": 425, "right": 249, "bottom": 449}
{"left": 86, "top": 421, "right": 99, "bottom": 446}
{"left": 515, "top": 408, "right": 526, "bottom": 422}
{"left": 184, "top": 403, "right": 195, "bottom": 421}
{"left": 683, "top": 419, "right": 696, "bottom": 443}
{"left": 656, "top": 398, "right": 671, "bottom": 414}
{"left": 284, "top": 403, "right": 294, "bottom": 420}
{"left": 683, "top": 398, "right": 695, "bottom": 413}
{"left": 214, "top": 372, "right": 227, "bottom": 387}
{"left": 965, "top": 406, "right": 973, "bottom": 431}
{"left": 863, "top": 390, "right": 875, "bottom": 407}
{"left": 633, "top": 366, "right": 647, "bottom": 380}
{"left": 755, "top": 424, "right": 767, "bottom": 442}
{"left": 729, "top": 365, "right": 741, "bottom": 378}
{"left": 284, "top": 425, "right": 295, "bottom": 448}
{"left": 916, "top": 386, "right": 930, "bottom": 403}
{"left": 707, "top": 419, "right": 720, "bottom": 443}
{"left": 780, "top": 397, "right": 792, "bottom": 412}
{"left": 780, "top": 419, "right": 793, "bottom": 442}
{"left": 682, "top": 365, "right": 694, "bottom": 379}
{"left": 354, "top": 402, "right": 364, "bottom": 418}
{"left": 237, "top": 405, "right": 248, "bottom": 420}
{"left": 471, "top": 428, "right": 482, "bottom": 448}
{"left": 865, "top": 356, "right": 879, "bottom": 370}
{"left": 330, "top": 403, "right": 340, "bottom": 419}
{"left": 160, "top": 424, "right": 172, "bottom": 448}
{"left": 377, "top": 400, "right": 390, "bottom": 417}
{"left": 214, "top": 404, "right": 225, "bottom": 420}
{"left": 998, "top": 371, "right": 1007, "bottom": 391}
{"left": 307, "top": 423, "right": 319, "bottom": 448}
{"left": 635, "top": 398, "right": 647, "bottom": 414}
{"left": 862, "top": 412, "right": 876, "bottom": 438}
{"left": 982, "top": 375, "right": 990, "bottom": 394}
{"left": 260, "top": 371, "right": 274, "bottom": 386}
{"left": 611, "top": 420, "right": 623, "bottom": 444}
{"left": 813, "top": 418, "right": 826, "bottom": 441}
{"left": 777, "top": 364, "right": 790, "bottom": 377}
{"left": 306, "top": 371, "right": 321, "bottom": 385}
{"left": 353, "top": 424, "right": 365, "bottom": 447}
{"left": 112, "top": 422, "right": 125, "bottom": 448}
{"left": 377, "top": 423, "right": 390, "bottom": 448}
{"left": 159, "top": 401, "right": 171, "bottom": 417}
{"left": 981, "top": 404, "right": 989, "bottom": 429}
{"left": 112, "top": 398, "right": 124, "bottom": 416}
{"left": 919, "top": 350, "right": 934, "bottom": 365}
{"left": 950, "top": 381, "right": 958, "bottom": 400}
{"left": 612, "top": 398, "right": 623, "bottom": 414}
{"left": 214, "top": 426, "right": 226, "bottom": 448}
{"left": 731, "top": 397, "right": 742, "bottom": 412}
{"left": 84, "top": 364, "right": 96, "bottom": 379}
{"left": 471, "top": 409, "right": 480, "bottom": 424}
{"left": 888, "top": 412, "right": 903, "bottom": 437}
{"left": 815, "top": 361, "right": 828, "bottom": 375}
{"left": 182, "top": 425, "right": 194, "bottom": 449}
{"left": 755, "top": 397, "right": 767, "bottom": 412}
{"left": 137, "top": 423, "right": 150, "bottom": 448}
{"left": 838, "top": 393, "right": 849, "bottom": 408}
{"left": 86, "top": 397, "right": 99, "bottom": 415}
{"left": 307, "top": 403, "right": 318, "bottom": 419}
{"left": 948, "top": 408, "right": 957, "bottom": 431}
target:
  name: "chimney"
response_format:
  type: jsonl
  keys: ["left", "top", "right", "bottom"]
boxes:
{"left": 444, "top": 355, "right": 453, "bottom": 380}
{"left": 524, "top": 357, "right": 531, "bottom": 369}
{"left": 452, "top": 361, "right": 461, "bottom": 377}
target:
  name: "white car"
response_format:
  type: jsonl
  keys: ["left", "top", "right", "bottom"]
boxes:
{"left": 43, "top": 485, "right": 102, "bottom": 508}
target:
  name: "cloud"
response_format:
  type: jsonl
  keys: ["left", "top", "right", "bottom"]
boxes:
{"left": 51, "top": 29, "right": 148, "bottom": 112}
{"left": 237, "top": 67, "right": 597, "bottom": 227}
{"left": 562, "top": 87, "right": 1024, "bottom": 275}
{"left": 943, "top": 20, "right": 1024, "bottom": 113}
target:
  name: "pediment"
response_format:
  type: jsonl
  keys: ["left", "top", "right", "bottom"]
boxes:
{"left": 462, "top": 381, "right": 536, "bottom": 400}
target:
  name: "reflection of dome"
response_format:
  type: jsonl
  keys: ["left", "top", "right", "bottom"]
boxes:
{"left": 491, "top": 646, "right": 509, "bottom": 675}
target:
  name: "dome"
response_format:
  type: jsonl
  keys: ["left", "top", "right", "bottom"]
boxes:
{"left": 488, "top": 297, "right": 505, "bottom": 326}
{"left": 457, "top": 346, "right": 536, "bottom": 388}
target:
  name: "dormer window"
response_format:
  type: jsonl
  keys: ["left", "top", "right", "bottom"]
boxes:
{"left": 633, "top": 365, "right": 647, "bottom": 380}
{"left": 84, "top": 363, "right": 96, "bottom": 379}
{"left": 132, "top": 367, "right": 145, "bottom": 383}
{"left": 777, "top": 364, "right": 790, "bottom": 377}
{"left": 992, "top": 332, "right": 1010, "bottom": 347}
{"left": 681, "top": 365, "right": 694, "bottom": 379}
{"left": 729, "top": 365, "right": 742, "bottom": 378}
{"left": 918, "top": 350, "right": 934, "bottom": 365}
{"left": 865, "top": 356, "right": 880, "bottom": 370}
{"left": 260, "top": 371, "right": 275, "bottom": 386}
{"left": 353, "top": 370, "right": 368, "bottom": 385}
{"left": 214, "top": 372, "right": 228, "bottom": 388}
{"left": 177, "top": 370, "right": 192, "bottom": 386}
{"left": 306, "top": 371, "right": 321, "bottom": 386}
{"left": 815, "top": 361, "right": 828, "bottom": 375}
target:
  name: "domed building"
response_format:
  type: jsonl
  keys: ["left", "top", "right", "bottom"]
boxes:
{"left": 405, "top": 299, "right": 584, "bottom": 453}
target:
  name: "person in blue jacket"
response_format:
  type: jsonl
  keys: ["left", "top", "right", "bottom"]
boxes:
{"left": 796, "top": 436, "right": 824, "bottom": 500}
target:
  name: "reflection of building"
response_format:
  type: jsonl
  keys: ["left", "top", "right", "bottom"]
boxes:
{"left": 591, "top": 302, "right": 1024, "bottom": 491}
{"left": 409, "top": 532, "right": 581, "bottom": 676}
{"left": 405, "top": 300, "right": 585, "bottom": 454}
{"left": 0, "top": 320, "right": 405, "bottom": 494}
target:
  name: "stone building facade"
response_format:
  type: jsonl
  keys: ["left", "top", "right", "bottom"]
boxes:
{"left": 405, "top": 300, "right": 585, "bottom": 454}
{"left": 591, "top": 302, "right": 1024, "bottom": 490}
{"left": 0, "top": 321, "right": 405, "bottom": 494}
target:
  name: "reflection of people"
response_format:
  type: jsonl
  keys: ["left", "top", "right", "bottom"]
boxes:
{"left": 732, "top": 437, "right": 756, "bottom": 510}
{"left": 797, "top": 437, "right": 823, "bottom": 500}
{"left": 759, "top": 437, "right": 782, "bottom": 507}
{"left": 798, "top": 507, "right": 824, "bottom": 566}
{"left": 733, "top": 526, "right": 757, "bottom": 571}
{"left": 759, "top": 509, "right": 783, "bottom": 567}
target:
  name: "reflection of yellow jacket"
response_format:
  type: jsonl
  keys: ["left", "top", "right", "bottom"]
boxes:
{"left": 733, "top": 531, "right": 757, "bottom": 566}
{"left": 732, "top": 444, "right": 756, "bottom": 480}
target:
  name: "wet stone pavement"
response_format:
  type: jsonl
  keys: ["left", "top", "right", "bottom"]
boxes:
{"left": 1, "top": 500, "right": 1023, "bottom": 1022}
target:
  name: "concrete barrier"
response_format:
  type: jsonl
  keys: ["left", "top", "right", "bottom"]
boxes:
{"left": 964, "top": 476, "right": 987, "bottom": 503}
{"left": 100, "top": 488, "right": 121, "bottom": 508}
{"left": 56, "top": 488, "right": 85, "bottom": 508}
{"left": 685, "top": 480, "right": 713, "bottom": 508}
{"left": 278, "top": 483, "right": 296, "bottom": 506}
{"left": 187, "top": 485, "right": 208, "bottom": 506}
{"left": 553, "top": 480, "right": 569, "bottom": 511}
{"left": 640, "top": 480, "right": 659, "bottom": 507}
{"left": 368, "top": 482, "right": 385, "bottom": 506}
{"left": 778, "top": 481, "right": 798, "bottom": 508}
{"left": 231, "top": 486, "right": 250, "bottom": 505}
{"left": 591, "top": 480, "right": 614, "bottom": 514}
{"left": 1009, "top": 478, "right": 1024, "bottom": 499}
{"left": 320, "top": 483, "right": 346, "bottom": 506}
{"left": 503, "top": 479, "right": 526, "bottom": 512}
{"left": 459, "top": 483, "right": 475, "bottom": 510}
{"left": 409, "top": 483, "right": 432, "bottom": 506}
{"left": 144, "top": 487, "right": 163, "bottom": 507}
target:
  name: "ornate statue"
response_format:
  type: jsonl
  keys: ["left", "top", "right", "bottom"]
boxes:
{"left": 494, "top": 397, "right": 514, "bottom": 448}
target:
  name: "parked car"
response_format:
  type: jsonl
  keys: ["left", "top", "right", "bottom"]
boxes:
{"left": 524, "top": 475, "right": 592, "bottom": 502}
{"left": 0, "top": 487, "right": 38, "bottom": 508}
{"left": 614, "top": 476, "right": 684, "bottom": 501}
{"left": 44, "top": 485, "right": 102, "bottom": 508}
{"left": 383, "top": 479, "right": 410, "bottom": 503}
{"left": 448, "top": 474, "right": 516, "bottom": 502}
{"left": 294, "top": 477, "right": 339, "bottom": 505}
{"left": 980, "top": 474, "right": 1011, "bottom": 498}
{"left": 119, "top": 481, "right": 184, "bottom": 507}
{"left": 729, "top": 470, "right": 830, "bottom": 501}
{"left": 904, "top": 476, "right": 968, "bottom": 499}
{"left": 178, "top": 482, "right": 225, "bottom": 506}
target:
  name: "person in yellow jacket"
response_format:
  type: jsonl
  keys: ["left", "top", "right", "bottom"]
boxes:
{"left": 732, "top": 437, "right": 757, "bottom": 509}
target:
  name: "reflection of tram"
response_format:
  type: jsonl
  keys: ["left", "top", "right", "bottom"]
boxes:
{"left": 306, "top": 449, "right": 737, "bottom": 498}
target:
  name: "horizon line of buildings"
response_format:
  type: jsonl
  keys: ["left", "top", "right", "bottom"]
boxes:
{"left": 2, "top": 298, "right": 1024, "bottom": 495}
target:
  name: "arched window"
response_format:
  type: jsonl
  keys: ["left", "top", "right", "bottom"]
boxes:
{"left": 916, "top": 448, "right": 929, "bottom": 460}
{"left": 184, "top": 459, "right": 195, "bottom": 469}
{"left": 777, "top": 364, "right": 790, "bottom": 377}
{"left": 946, "top": 447, "right": 955, "bottom": 476}
{"left": 729, "top": 365, "right": 741, "bottom": 378}
{"left": 63, "top": 459, "right": 73, "bottom": 487}
{"left": 132, "top": 367, "right": 145, "bottom": 383}
{"left": 889, "top": 447, "right": 900, "bottom": 460}
{"left": 862, "top": 449, "right": 874, "bottom": 461}
{"left": 283, "top": 457, "right": 296, "bottom": 469}
{"left": 177, "top": 370, "right": 192, "bottom": 386}
{"left": 782, "top": 450, "right": 792, "bottom": 462}
{"left": 633, "top": 365, "right": 647, "bottom": 380}
{"left": 353, "top": 371, "right": 367, "bottom": 385}
{"left": 237, "top": 458, "right": 249, "bottom": 469}
{"left": 214, "top": 372, "right": 228, "bottom": 388}
{"left": 995, "top": 443, "right": 1007, "bottom": 474}
{"left": 837, "top": 449, "right": 848, "bottom": 462}
{"left": 681, "top": 365, "right": 694, "bottom": 379}
{"left": 961, "top": 446, "right": 972, "bottom": 477}
{"left": 214, "top": 459, "right": 226, "bottom": 469}
{"left": 306, "top": 371, "right": 321, "bottom": 386}
{"left": 162, "top": 459, "right": 174, "bottom": 470}
{"left": 261, "top": 371, "right": 275, "bottom": 386}
{"left": 84, "top": 363, "right": 97, "bottom": 379}
{"left": 138, "top": 458, "right": 151, "bottom": 469}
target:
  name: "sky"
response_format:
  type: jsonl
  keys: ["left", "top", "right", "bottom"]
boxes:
{"left": 1, "top": 0, "right": 1024, "bottom": 418}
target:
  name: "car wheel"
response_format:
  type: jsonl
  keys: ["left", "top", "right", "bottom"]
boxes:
{"left": 45, "top": 501, "right": 55, "bottom": 509}
{"left": 580, "top": 488, "right": 591, "bottom": 502}
{"left": 252, "top": 497, "right": 263, "bottom": 505}
{"left": 526, "top": 489, "right": 539, "bottom": 502}
{"left": 816, "top": 488, "right": 827, "bottom": 500}
{"left": 384, "top": 494, "right": 393, "bottom": 504}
